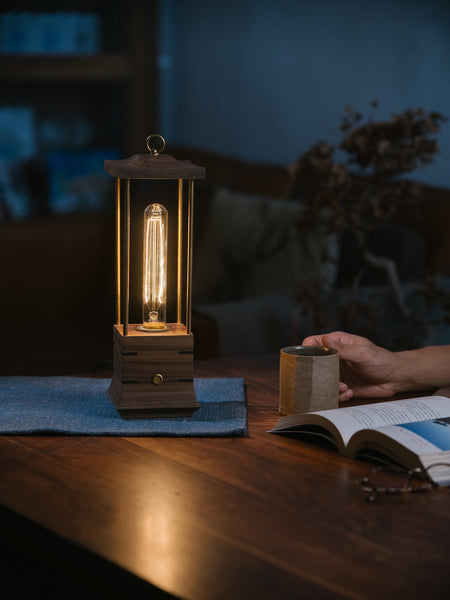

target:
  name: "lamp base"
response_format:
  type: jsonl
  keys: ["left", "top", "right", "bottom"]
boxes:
{"left": 107, "top": 323, "right": 200, "bottom": 419}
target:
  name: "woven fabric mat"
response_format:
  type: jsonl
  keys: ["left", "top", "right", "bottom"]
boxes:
{"left": 0, "top": 376, "right": 247, "bottom": 437}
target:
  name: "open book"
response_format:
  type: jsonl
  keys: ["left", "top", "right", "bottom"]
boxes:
{"left": 269, "top": 395, "right": 450, "bottom": 485}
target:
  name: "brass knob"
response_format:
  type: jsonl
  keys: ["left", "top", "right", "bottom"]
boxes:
{"left": 151, "top": 373, "right": 164, "bottom": 385}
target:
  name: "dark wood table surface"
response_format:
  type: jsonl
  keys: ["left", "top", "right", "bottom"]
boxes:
{"left": 1, "top": 353, "right": 449, "bottom": 599}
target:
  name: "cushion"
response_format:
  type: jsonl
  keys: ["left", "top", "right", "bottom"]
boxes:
{"left": 193, "top": 186, "right": 339, "bottom": 304}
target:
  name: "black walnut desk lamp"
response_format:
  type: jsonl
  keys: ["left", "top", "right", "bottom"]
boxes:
{"left": 104, "top": 135, "right": 205, "bottom": 419}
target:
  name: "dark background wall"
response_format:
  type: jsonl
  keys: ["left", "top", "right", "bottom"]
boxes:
{"left": 158, "top": 0, "right": 450, "bottom": 187}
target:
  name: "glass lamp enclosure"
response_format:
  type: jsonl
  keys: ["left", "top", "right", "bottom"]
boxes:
{"left": 142, "top": 202, "right": 168, "bottom": 331}
{"left": 104, "top": 144, "right": 205, "bottom": 418}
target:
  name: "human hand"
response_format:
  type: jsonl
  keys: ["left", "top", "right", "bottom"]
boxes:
{"left": 302, "top": 331, "right": 399, "bottom": 402}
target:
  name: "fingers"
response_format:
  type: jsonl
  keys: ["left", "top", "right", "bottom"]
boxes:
{"left": 302, "top": 334, "right": 326, "bottom": 346}
{"left": 339, "top": 381, "right": 353, "bottom": 403}
{"left": 306, "top": 331, "right": 373, "bottom": 365}
{"left": 302, "top": 331, "right": 360, "bottom": 349}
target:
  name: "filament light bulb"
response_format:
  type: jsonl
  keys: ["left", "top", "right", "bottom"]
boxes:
{"left": 142, "top": 203, "right": 168, "bottom": 330}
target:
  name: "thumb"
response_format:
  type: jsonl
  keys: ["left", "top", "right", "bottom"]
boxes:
{"left": 322, "top": 335, "right": 359, "bottom": 362}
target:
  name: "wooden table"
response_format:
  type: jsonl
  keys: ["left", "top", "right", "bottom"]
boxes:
{"left": 1, "top": 354, "right": 449, "bottom": 599}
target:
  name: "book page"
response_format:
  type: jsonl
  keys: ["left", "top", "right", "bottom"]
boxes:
{"left": 349, "top": 421, "right": 450, "bottom": 485}
{"left": 358, "top": 417, "right": 450, "bottom": 457}
{"left": 309, "top": 395, "right": 450, "bottom": 447}
{"left": 384, "top": 416, "right": 450, "bottom": 453}
{"left": 420, "top": 450, "right": 450, "bottom": 486}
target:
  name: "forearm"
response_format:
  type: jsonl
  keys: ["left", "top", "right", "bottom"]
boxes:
{"left": 393, "top": 345, "right": 450, "bottom": 393}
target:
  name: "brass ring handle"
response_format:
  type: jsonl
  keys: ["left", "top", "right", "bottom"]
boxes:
{"left": 146, "top": 134, "right": 166, "bottom": 155}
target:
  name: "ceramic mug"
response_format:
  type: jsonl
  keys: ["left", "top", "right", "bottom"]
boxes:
{"left": 279, "top": 345, "right": 339, "bottom": 415}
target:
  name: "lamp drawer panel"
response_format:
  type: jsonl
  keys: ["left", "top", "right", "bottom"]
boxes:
{"left": 114, "top": 346, "right": 193, "bottom": 382}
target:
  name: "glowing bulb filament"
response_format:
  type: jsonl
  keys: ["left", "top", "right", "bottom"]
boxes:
{"left": 142, "top": 203, "right": 168, "bottom": 330}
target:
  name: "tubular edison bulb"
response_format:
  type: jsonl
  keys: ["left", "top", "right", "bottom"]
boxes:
{"left": 142, "top": 203, "right": 168, "bottom": 330}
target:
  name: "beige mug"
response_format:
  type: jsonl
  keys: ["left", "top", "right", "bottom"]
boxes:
{"left": 279, "top": 345, "right": 339, "bottom": 415}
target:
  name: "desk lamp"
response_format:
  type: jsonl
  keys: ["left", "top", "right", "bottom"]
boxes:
{"left": 104, "top": 135, "right": 205, "bottom": 418}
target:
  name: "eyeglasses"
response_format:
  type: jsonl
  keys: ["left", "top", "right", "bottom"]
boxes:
{"left": 357, "top": 463, "right": 450, "bottom": 502}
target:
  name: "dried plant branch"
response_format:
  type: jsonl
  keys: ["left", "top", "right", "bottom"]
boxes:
{"left": 294, "top": 102, "right": 448, "bottom": 348}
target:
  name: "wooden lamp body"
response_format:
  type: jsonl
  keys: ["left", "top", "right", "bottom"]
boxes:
{"left": 104, "top": 147, "right": 205, "bottom": 419}
{"left": 108, "top": 323, "right": 197, "bottom": 418}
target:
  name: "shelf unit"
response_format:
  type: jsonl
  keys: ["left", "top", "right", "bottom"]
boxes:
{"left": 0, "top": 0, "right": 158, "bottom": 175}
{"left": 0, "top": 54, "right": 129, "bottom": 81}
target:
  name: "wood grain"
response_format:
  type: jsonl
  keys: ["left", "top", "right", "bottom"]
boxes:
{"left": 104, "top": 154, "right": 205, "bottom": 180}
{"left": 0, "top": 354, "right": 449, "bottom": 599}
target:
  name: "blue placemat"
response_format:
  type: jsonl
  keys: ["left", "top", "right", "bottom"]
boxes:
{"left": 0, "top": 377, "right": 247, "bottom": 436}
